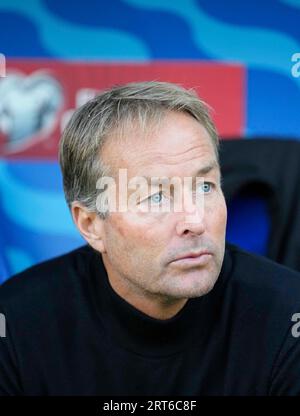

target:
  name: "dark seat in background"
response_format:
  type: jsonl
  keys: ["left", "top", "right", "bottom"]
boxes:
{"left": 220, "top": 138, "right": 300, "bottom": 273}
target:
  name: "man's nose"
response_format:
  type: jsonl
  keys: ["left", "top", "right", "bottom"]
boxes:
{"left": 175, "top": 195, "right": 206, "bottom": 236}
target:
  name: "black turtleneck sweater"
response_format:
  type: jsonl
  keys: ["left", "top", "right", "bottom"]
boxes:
{"left": 0, "top": 243, "right": 300, "bottom": 396}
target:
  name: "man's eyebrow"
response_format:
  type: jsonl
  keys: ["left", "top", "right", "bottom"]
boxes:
{"left": 137, "top": 161, "right": 219, "bottom": 187}
{"left": 195, "top": 160, "right": 219, "bottom": 176}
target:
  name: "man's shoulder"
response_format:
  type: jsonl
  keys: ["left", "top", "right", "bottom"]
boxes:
{"left": 226, "top": 243, "right": 300, "bottom": 309}
{"left": 0, "top": 244, "right": 95, "bottom": 309}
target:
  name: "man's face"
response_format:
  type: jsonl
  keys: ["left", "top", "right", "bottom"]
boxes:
{"left": 100, "top": 111, "right": 227, "bottom": 302}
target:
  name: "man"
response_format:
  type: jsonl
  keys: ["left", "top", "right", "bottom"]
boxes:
{"left": 0, "top": 81, "right": 300, "bottom": 395}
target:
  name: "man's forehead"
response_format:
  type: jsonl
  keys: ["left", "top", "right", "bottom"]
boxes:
{"left": 101, "top": 111, "right": 216, "bottom": 174}
{"left": 140, "top": 160, "right": 219, "bottom": 186}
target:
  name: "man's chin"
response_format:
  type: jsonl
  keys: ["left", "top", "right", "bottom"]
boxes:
{"left": 160, "top": 274, "right": 219, "bottom": 300}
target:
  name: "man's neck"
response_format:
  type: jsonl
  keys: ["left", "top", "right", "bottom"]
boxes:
{"left": 102, "top": 257, "right": 187, "bottom": 320}
{"left": 115, "top": 287, "right": 188, "bottom": 320}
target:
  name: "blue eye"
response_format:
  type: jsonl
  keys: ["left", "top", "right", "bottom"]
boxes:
{"left": 199, "top": 182, "right": 212, "bottom": 193}
{"left": 150, "top": 191, "right": 164, "bottom": 204}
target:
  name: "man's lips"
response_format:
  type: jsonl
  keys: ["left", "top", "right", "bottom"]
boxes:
{"left": 170, "top": 250, "right": 213, "bottom": 267}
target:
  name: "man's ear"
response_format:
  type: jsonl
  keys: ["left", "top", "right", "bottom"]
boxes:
{"left": 71, "top": 203, "right": 106, "bottom": 253}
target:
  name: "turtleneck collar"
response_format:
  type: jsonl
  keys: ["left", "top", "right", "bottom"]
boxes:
{"left": 87, "top": 245, "right": 232, "bottom": 358}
